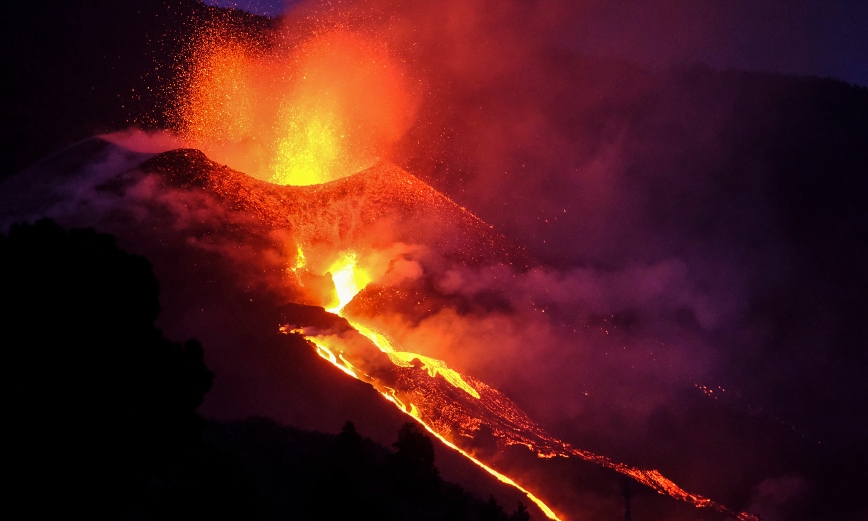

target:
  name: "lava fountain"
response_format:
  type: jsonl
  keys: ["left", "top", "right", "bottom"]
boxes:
{"left": 171, "top": 22, "right": 418, "bottom": 185}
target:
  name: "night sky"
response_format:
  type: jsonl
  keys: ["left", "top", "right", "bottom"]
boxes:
{"left": 205, "top": 0, "right": 868, "bottom": 87}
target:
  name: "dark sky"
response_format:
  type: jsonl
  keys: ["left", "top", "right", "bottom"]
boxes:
{"left": 204, "top": 0, "right": 868, "bottom": 87}
{"left": 202, "top": 0, "right": 290, "bottom": 17}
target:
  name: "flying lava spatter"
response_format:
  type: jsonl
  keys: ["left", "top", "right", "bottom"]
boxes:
{"left": 171, "top": 21, "right": 417, "bottom": 186}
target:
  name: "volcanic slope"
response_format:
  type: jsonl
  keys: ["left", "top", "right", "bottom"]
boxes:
{"left": 0, "top": 142, "right": 760, "bottom": 521}
{"left": 141, "top": 148, "right": 532, "bottom": 271}
{"left": 283, "top": 306, "right": 759, "bottom": 521}
{"left": 0, "top": 140, "right": 551, "bottom": 516}
{"left": 140, "top": 150, "right": 759, "bottom": 521}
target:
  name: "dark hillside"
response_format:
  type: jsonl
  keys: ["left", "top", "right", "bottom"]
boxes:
{"left": 203, "top": 418, "right": 532, "bottom": 521}
{"left": 0, "top": 219, "right": 530, "bottom": 520}
{"left": 1, "top": 219, "right": 214, "bottom": 518}
{"left": 0, "top": 0, "right": 271, "bottom": 179}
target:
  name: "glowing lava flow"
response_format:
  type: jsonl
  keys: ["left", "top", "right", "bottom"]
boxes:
{"left": 290, "top": 252, "right": 759, "bottom": 521}
{"left": 408, "top": 405, "right": 560, "bottom": 521}
{"left": 299, "top": 253, "right": 562, "bottom": 519}
{"left": 325, "top": 253, "right": 371, "bottom": 313}
{"left": 324, "top": 255, "right": 481, "bottom": 400}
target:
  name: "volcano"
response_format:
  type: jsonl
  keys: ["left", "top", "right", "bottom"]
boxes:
{"left": 0, "top": 137, "right": 767, "bottom": 520}
{"left": 4, "top": 0, "right": 868, "bottom": 519}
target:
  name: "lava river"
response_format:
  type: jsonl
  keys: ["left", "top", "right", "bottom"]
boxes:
{"left": 286, "top": 249, "right": 759, "bottom": 521}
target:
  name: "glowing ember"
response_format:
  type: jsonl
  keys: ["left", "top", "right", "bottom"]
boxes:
{"left": 294, "top": 245, "right": 306, "bottom": 270}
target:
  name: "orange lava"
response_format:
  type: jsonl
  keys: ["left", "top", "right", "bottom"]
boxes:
{"left": 172, "top": 22, "right": 417, "bottom": 185}
{"left": 145, "top": 138, "right": 760, "bottom": 521}
{"left": 288, "top": 248, "right": 759, "bottom": 521}
{"left": 166, "top": 15, "right": 758, "bottom": 521}
{"left": 283, "top": 247, "right": 758, "bottom": 521}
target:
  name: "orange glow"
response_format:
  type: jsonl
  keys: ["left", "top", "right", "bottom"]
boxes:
{"left": 171, "top": 19, "right": 756, "bottom": 521}
{"left": 272, "top": 106, "right": 342, "bottom": 185}
{"left": 293, "top": 247, "right": 558, "bottom": 518}
{"left": 176, "top": 34, "right": 255, "bottom": 144}
{"left": 166, "top": 16, "right": 757, "bottom": 521}
{"left": 387, "top": 352, "right": 480, "bottom": 399}
{"left": 294, "top": 245, "right": 306, "bottom": 270}
{"left": 326, "top": 253, "right": 371, "bottom": 313}
{"left": 312, "top": 340, "right": 358, "bottom": 379}
{"left": 173, "top": 25, "right": 417, "bottom": 186}
{"left": 320, "top": 252, "right": 480, "bottom": 399}
{"left": 352, "top": 321, "right": 399, "bottom": 353}
{"left": 300, "top": 311, "right": 561, "bottom": 520}
{"left": 286, "top": 247, "right": 759, "bottom": 521}
{"left": 408, "top": 404, "right": 561, "bottom": 521}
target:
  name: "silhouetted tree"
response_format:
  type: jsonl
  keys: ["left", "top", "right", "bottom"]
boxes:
{"left": 510, "top": 501, "right": 531, "bottom": 521}
{"left": 391, "top": 421, "right": 440, "bottom": 502}
{"left": 137, "top": 442, "right": 261, "bottom": 521}
{"left": 335, "top": 420, "right": 364, "bottom": 461}
{"left": 393, "top": 422, "right": 438, "bottom": 475}
{"left": 1, "top": 219, "right": 214, "bottom": 518}
{"left": 307, "top": 420, "right": 374, "bottom": 520}
{"left": 481, "top": 495, "right": 509, "bottom": 521}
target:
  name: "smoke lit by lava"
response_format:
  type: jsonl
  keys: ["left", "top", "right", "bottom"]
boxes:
{"left": 125, "top": 136, "right": 756, "bottom": 521}
{"left": 5, "top": 3, "right": 825, "bottom": 520}
{"left": 132, "top": 7, "right": 780, "bottom": 520}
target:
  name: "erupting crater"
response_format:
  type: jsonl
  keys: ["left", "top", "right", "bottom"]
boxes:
{"left": 141, "top": 149, "right": 759, "bottom": 521}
